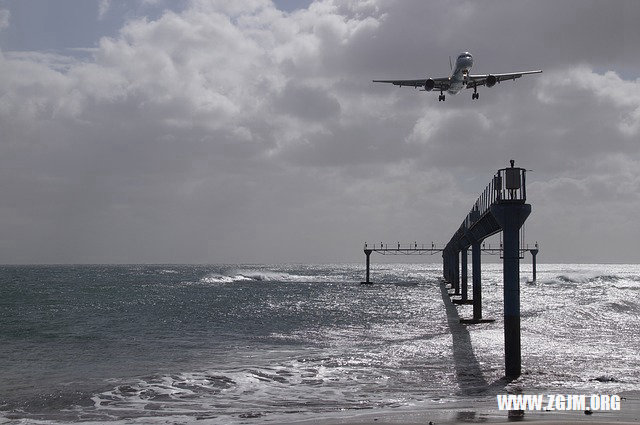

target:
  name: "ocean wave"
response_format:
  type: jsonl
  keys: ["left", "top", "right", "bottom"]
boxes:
{"left": 605, "top": 300, "right": 639, "bottom": 313}
{"left": 91, "top": 373, "right": 238, "bottom": 417}
{"left": 89, "top": 360, "right": 391, "bottom": 421}
{"left": 546, "top": 273, "right": 636, "bottom": 285}
{"left": 556, "top": 274, "right": 595, "bottom": 283}
{"left": 590, "top": 375, "right": 622, "bottom": 383}
{"left": 199, "top": 273, "right": 254, "bottom": 284}
{"left": 198, "top": 270, "right": 352, "bottom": 284}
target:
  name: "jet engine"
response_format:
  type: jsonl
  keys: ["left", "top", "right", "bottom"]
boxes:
{"left": 424, "top": 79, "right": 435, "bottom": 91}
{"left": 486, "top": 75, "right": 497, "bottom": 87}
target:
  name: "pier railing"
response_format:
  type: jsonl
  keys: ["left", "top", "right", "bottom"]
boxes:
{"left": 449, "top": 162, "right": 526, "bottom": 245}
{"left": 476, "top": 165, "right": 526, "bottom": 214}
{"left": 363, "top": 242, "right": 443, "bottom": 256}
{"left": 364, "top": 242, "right": 440, "bottom": 251}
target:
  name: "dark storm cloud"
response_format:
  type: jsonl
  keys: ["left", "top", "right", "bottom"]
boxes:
{"left": 0, "top": 0, "right": 639, "bottom": 263}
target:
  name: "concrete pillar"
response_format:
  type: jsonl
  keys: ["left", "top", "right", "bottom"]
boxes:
{"left": 461, "top": 247, "right": 468, "bottom": 300}
{"left": 491, "top": 203, "right": 532, "bottom": 378}
{"left": 531, "top": 248, "right": 538, "bottom": 282}
{"left": 472, "top": 241, "right": 482, "bottom": 320}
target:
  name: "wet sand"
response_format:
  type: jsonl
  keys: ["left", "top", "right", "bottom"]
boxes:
{"left": 289, "top": 416, "right": 640, "bottom": 425}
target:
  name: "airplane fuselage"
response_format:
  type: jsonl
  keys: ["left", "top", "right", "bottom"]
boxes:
{"left": 447, "top": 52, "right": 474, "bottom": 95}
{"left": 372, "top": 51, "right": 541, "bottom": 101}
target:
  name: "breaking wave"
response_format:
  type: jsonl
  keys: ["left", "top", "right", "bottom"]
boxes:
{"left": 199, "top": 270, "right": 353, "bottom": 284}
{"left": 89, "top": 358, "right": 398, "bottom": 422}
{"left": 543, "top": 273, "right": 640, "bottom": 286}
{"left": 199, "top": 273, "right": 255, "bottom": 283}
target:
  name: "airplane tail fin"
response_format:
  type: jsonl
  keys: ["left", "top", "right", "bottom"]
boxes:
{"left": 449, "top": 56, "right": 452, "bottom": 71}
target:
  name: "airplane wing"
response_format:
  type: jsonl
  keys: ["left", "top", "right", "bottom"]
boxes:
{"left": 373, "top": 77, "right": 450, "bottom": 90}
{"left": 466, "top": 70, "right": 542, "bottom": 88}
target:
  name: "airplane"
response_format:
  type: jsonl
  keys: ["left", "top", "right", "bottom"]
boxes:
{"left": 373, "top": 52, "right": 542, "bottom": 101}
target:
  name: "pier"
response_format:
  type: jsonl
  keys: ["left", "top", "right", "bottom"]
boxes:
{"left": 361, "top": 160, "right": 535, "bottom": 378}
{"left": 443, "top": 160, "right": 531, "bottom": 377}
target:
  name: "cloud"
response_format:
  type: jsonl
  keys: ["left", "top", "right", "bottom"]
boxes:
{"left": 0, "top": 1, "right": 390, "bottom": 262}
{"left": 98, "top": 0, "right": 111, "bottom": 20}
{"left": 1, "top": 0, "right": 640, "bottom": 263}
{"left": 0, "top": 8, "right": 9, "bottom": 30}
{"left": 538, "top": 67, "right": 640, "bottom": 137}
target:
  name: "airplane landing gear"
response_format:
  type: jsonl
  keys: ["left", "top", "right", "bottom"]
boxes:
{"left": 472, "top": 92, "right": 479, "bottom": 100}
{"left": 438, "top": 93, "right": 446, "bottom": 102}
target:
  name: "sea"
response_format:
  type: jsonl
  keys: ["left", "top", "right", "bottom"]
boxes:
{"left": 1, "top": 263, "right": 639, "bottom": 424}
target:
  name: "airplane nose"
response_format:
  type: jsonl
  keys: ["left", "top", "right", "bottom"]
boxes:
{"left": 457, "top": 57, "right": 473, "bottom": 68}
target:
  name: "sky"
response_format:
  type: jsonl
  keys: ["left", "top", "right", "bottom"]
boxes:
{"left": 0, "top": 0, "right": 639, "bottom": 264}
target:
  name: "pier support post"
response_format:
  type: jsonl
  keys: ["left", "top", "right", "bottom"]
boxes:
{"left": 461, "top": 247, "right": 468, "bottom": 300}
{"left": 472, "top": 241, "right": 482, "bottom": 320}
{"left": 362, "top": 249, "right": 372, "bottom": 284}
{"left": 453, "top": 246, "right": 473, "bottom": 306}
{"left": 444, "top": 254, "right": 448, "bottom": 283}
{"left": 531, "top": 247, "right": 538, "bottom": 282}
{"left": 449, "top": 253, "right": 454, "bottom": 287}
{"left": 454, "top": 251, "right": 460, "bottom": 295}
{"left": 443, "top": 254, "right": 448, "bottom": 283}
{"left": 491, "top": 203, "right": 532, "bottom": 378}
{"left": 445, "top": 252, "right": 454, "bottom": 286}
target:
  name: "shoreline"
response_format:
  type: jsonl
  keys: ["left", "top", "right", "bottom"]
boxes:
{"left": 286, "top": 411, "right": 640, "bottom": 425}
{"left": 284, "top": 392, "right": 640, "bottom": 425}
{"left": 1, "top": 392, "right": 638, "bottom": 424}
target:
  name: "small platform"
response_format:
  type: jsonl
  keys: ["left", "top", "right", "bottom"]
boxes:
{"left": 452, "top": 299, "right": 474, "bottom": 305}
{"left": 459, "top": 318, "right": 495, "bottom": 324}
{"left": 360, "top": 281, "right": 374, "bottom": 285}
